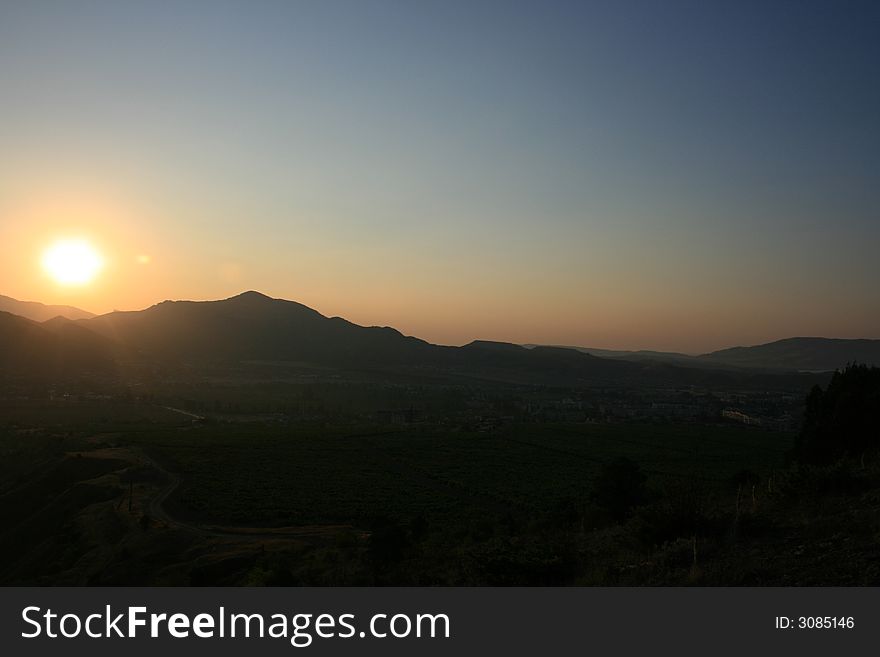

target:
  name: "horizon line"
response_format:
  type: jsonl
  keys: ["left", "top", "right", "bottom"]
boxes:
{"left": 3, "top": 289, "right": 879, "bottom": 357}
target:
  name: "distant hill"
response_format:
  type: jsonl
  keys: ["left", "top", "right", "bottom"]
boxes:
{"left": 523, "top": 344, "right": 712, "bottom": 367}
{"left": 70, "top": 291, "right": 827, "bottom": 390}
{"left": 528, "top": 337, "right": 880, "bottom": 373}
{"left": 700, "top": 338, "right": 880, "bottom": 371}
{"left": 0, "top": 294, "right": 94, "bottom": 322}
{"left": 80, "top": 291, "right": 435, "bottom": 369}
{"left": 76, "top": 292, "right": 676, "bottom": 384}
{"left": 0, "top": 311, "right": 117, "bottom": 376}
{"left": 0, "top": 290, "right": 835, "bottom": 390}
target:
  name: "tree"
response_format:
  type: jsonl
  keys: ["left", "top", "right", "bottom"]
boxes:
{"left": 795, "top": 364, "right": 880, "bottom": 464}
{"left": 590, "top": 457, "right": 648, "bottom": 521}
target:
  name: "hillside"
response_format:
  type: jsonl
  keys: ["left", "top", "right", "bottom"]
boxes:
{"left": 80, "top": 291, "right": 436, "bottom": 368}
{"left": 523, "top": 344, "right": 714, "bottom": 368}
{"left": 0, "top": 311, "right": 117, "bottom": 377}
{"left": 700, "top": 337, "right": 880, "bottom": 371}
{"left": 528, "top": 337, "right": 880, "bottom": 373}
{"left": 73, "top": 292, "right": 825, "bottom": 390}
{"left": 0, "top": 291, "right": 829, "bottom": 392}
{"left": 0, "top": 294, "right": 94, "bottom": 322}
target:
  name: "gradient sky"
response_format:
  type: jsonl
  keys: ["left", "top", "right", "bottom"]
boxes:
{"left": 1, "top": 0, "right": 878, "bottom": 352}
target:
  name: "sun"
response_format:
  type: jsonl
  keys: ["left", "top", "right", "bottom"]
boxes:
{"left": 42, "top": 239, "right": 104, "bottom": 285}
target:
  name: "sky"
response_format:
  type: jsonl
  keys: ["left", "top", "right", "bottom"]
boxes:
{"left": 0, "top": 0, "right": 878, "bottom": 353}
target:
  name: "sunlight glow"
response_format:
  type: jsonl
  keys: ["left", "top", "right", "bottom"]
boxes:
{"left": 42, "top": 239, "right": 104, "bottom": 285}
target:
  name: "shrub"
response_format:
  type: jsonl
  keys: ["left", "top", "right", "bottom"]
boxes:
{"left": 590, "top": 457, "right": 648, "bottom": 522}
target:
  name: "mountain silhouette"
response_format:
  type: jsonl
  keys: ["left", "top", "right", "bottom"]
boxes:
{"left": 0, "top": 311, "right": 117, "bottom": 376}
{"left": 54, "top": 292, "right": 620, "bottom": 384}
{"left": 699, "top": 337, "right": 880, "bottom": 371}
{"left": 72, "top": 292, "right": 653, "bottom": 384}
{"left": 0, "top": 294, "right": 94, "bottom": 322}
{"left": 528, "top": 337, "right": 880, "bottom": 373}
{"left": 523, "top": 344, "right": 715, "bottom": 368}
{"left": 0, "top": 291, "right": 843, "bottom": 389}
{"left": 80, "top": 291, "right": 435, "bottom": 369}
{"left": 64, "top": 292, "right": 826, "bottom": 389}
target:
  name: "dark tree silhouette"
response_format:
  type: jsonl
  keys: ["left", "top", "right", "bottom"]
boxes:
{"left": 591, "top": 457, "right": 648, "bottom": 521}
{"left": 795, "top": 364, "right": 880, "bottom": 464}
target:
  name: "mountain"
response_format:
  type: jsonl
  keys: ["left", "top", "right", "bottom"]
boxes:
{"left": 73, "top": 292, "right": 642, "bottom": 384}
{"left": 527, "top": 337, "right": 880, "bottom": 373}
{"left": 523, "top": 344, "right": 711, "bottom": 367}
{"left": 700, "top": 337, "right": 880, "bottom": 371}
{"left": 0, "top": 290, "right": 834, "bottom": 390}
{"left": 76, "top": 292, "right": 655, "bottom": 384}
{"left": 71, "top": 292, "right": 826, "bottom": 390}
{"left": 0, "top": 311, "right": 117, "bottom": 377}
{"left": 80, "top": 291, "right": 435, "bottom": 368}
{"left": 0, "top": 294, "right": 94, "bottom": 322}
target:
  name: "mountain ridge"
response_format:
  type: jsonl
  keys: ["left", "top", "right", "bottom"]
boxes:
{"left": 0, "top": 291, "right": 866, "bottom": 386}
{"left": 527, "top": 337, "right": 880, "bottom": 372}
{"left": 0, "top": 294, "right": 95, "bottom": 322}
{"left": 62, "top": 292, "right": 827, "bottom": 389}
{"left": 700, "top": 337, "right": 880, "bottom": 371}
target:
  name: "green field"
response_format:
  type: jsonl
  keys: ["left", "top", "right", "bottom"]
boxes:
{"left": 6, "top": 397, "right": 878, "bottom": 586}
{"left": 129, "top": 422, "right": 793, "bottom": 528}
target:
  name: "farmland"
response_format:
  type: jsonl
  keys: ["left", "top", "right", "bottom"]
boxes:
{"left": 5, "top": 393, "right": 877, "bottom": 586}
{"left": 128, "top": 422, "right": 793, "bottom": 529}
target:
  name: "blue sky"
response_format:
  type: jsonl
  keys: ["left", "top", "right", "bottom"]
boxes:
{"left": 1, "top": 1, "right": 877, "bottom": 351}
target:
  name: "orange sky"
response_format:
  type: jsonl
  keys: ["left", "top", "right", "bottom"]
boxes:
{"left": 2, "top": 3, "right": 878, "bottom": 353}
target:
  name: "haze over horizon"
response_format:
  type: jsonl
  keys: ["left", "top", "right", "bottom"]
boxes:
{"left": 3, "top": 288, "right": 878, "bottom": 358}
{"left": 1, "top": 1, "right": 878, "bottom": 353}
